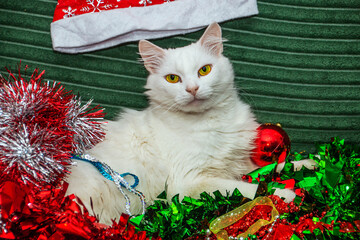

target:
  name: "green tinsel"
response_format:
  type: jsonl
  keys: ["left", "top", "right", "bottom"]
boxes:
{"left": 281, "top": 137, "right": 360, "bottom": 239}
{"left": 135, "top": 189, "right": 249, "bottom": 239}
{"left": 133, "top": 138, "right": 360, "bottom": 239}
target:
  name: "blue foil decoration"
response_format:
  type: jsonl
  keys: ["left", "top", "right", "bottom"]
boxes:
{"left": 71, "top": 154, "right": 146, "bottom": 216}
{"left": 71, "top": 155, "right": 139, "bottom": 188}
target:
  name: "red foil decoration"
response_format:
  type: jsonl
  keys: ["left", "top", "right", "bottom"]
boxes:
{"left": 251, "top": 123, "right": 291, "bottom": 167}
{"left": 0, "top": 180, "right": 154, "bottom": 239}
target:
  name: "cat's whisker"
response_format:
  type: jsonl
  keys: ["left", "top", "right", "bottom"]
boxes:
{"left": 235, "top": 88, "right": 258, "bottom": 111}
{"left": 148, "top": 104, "right": 164, "bottom": 114}
{"left": 159, "top": 101, "right": 181, "bottom": 114}
{"left": 210, "top": 85, "right": 238, "bottom": 92}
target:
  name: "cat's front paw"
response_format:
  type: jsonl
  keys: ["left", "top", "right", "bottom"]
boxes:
{"left": 273, "top": 188, "right": 296, "bottom": 203}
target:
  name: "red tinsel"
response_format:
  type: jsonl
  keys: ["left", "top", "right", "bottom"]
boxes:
{"left": 0, "top": 180, "right": 155, "bottom": 239}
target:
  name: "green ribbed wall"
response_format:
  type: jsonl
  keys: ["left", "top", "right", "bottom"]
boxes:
{"left": 0, "top": 0, "right": 359, "bottom": 152}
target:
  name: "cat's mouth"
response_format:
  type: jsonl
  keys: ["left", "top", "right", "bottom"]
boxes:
{"left": 187, "top": 97, "right": 206, "bottom": 105}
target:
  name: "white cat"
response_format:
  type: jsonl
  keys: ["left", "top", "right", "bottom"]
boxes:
{"left": 66, "top": 23, "right": 298, "bottom": 224}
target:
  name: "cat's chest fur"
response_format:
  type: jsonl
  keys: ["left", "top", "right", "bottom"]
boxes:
{"left": 151, "top": 108, "right": 247, "bottom": 165}
{"left": 163, "top": 106, "right": 257, "bottom": 171}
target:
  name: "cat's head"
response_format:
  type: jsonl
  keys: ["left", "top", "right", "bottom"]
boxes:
{"left": 139, "top": 23, "right": 235, "bottom": 113}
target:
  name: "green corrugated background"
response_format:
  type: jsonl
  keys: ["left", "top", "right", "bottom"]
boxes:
{"left": 1, "top": 0, "right": 359, "bottom": 152}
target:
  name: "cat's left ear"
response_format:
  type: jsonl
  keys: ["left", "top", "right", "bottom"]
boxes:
{"left": 199, "top": 22, "right": 223, "bottom": 56}
{"left": 139, "top": 40, "right": 165, "bottom": 74}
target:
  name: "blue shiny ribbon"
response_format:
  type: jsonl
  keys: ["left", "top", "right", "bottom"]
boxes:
{"left": 71, "top": 155, "right": 139, "bottom": 189}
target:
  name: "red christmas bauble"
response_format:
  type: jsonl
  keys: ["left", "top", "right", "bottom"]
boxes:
{"left": 251, "top": 123, "right": 291, "bottom": 167}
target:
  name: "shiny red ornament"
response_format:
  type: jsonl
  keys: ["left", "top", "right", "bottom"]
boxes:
{"left": 251, "top": 123, "right": 291, "bottom": 167}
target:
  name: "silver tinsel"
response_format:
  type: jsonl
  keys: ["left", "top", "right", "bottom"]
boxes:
{"left": 0, "top": 107, "right": 10, "bottom": 135}
{"left": 66, "top": 98, "right": 105, "bottom": 154}
{"left": 0, "top": 69, "right": 105, "bottom": 187}
{"left": 0, "top": 125, "right": 70, "bottom": 186}
{"left": 0, "top": 78, "right": 50, "bottom": 124}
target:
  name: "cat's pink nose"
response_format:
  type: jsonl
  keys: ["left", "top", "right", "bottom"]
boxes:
{"left": 186, "top": 86, "right": 199, "bottom": 96}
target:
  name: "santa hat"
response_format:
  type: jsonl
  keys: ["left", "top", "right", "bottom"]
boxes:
{"left": 50, "top": 0, "right": 258, "bottom": 54}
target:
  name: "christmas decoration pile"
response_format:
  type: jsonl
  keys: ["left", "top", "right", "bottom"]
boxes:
{"left": 0, "top": 65, "right": 105, "bottom": 188}
{"left": 136, "top": 137, "right": 360, "bottom": 240}
{"left": 1, "top": 65, "right": 359, "bottom": 239}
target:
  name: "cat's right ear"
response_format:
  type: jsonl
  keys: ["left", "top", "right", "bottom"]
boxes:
{"left": 139, "top": 40, "right": 165, "bottom": 74}
{"left": 199, "top": 22, "right": 223, "bottom": 56}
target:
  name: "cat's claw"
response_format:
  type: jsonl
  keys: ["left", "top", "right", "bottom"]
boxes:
{"left": 277, "top": 158, "right": 318, "bottom": 173}
{"left": 273, "top": 188, "right": 296, "bottom": 203}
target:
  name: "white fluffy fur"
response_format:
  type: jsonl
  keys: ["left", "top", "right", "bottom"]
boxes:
{"left": 66, "top": 23, "right": 296, "bottom": 224}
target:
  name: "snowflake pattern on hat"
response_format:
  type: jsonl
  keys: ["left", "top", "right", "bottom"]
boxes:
{"left": 53, "top": 0, "right": 175, "bottom": 21}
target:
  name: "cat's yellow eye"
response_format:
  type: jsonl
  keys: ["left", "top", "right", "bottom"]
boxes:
{"left": 198, "top": 64, "right": 212, "bottom": 77}
{"left": 165, "top": 74, "right": 181, "bottom": 83}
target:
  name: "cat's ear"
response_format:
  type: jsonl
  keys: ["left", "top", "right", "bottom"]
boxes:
{"left": 139, "top": 40, "right": 165, "bottom": 74}
{"left": 199, "top": 22, "right": 223, "bottom": 56}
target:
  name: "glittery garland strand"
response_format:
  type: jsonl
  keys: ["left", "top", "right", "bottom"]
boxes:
{"left": 71, "top": 155, "right": 139, "bottom": 188}
{"left": 72, "top": 154, "right": 146, "bottom": 216}
{"left": 0, "top": 209, "right": 7, "bottom": 234}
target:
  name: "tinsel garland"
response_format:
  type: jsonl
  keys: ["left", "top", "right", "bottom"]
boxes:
{"left": 0, "top": 180, "right": 157, "bottom": 239}
{"left": 0, "top": 65, "right": 105, "bottom": 188}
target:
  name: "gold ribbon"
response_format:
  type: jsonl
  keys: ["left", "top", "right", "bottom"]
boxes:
{"left": 209, "top": 196, "right": 279, "bottom": 239}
